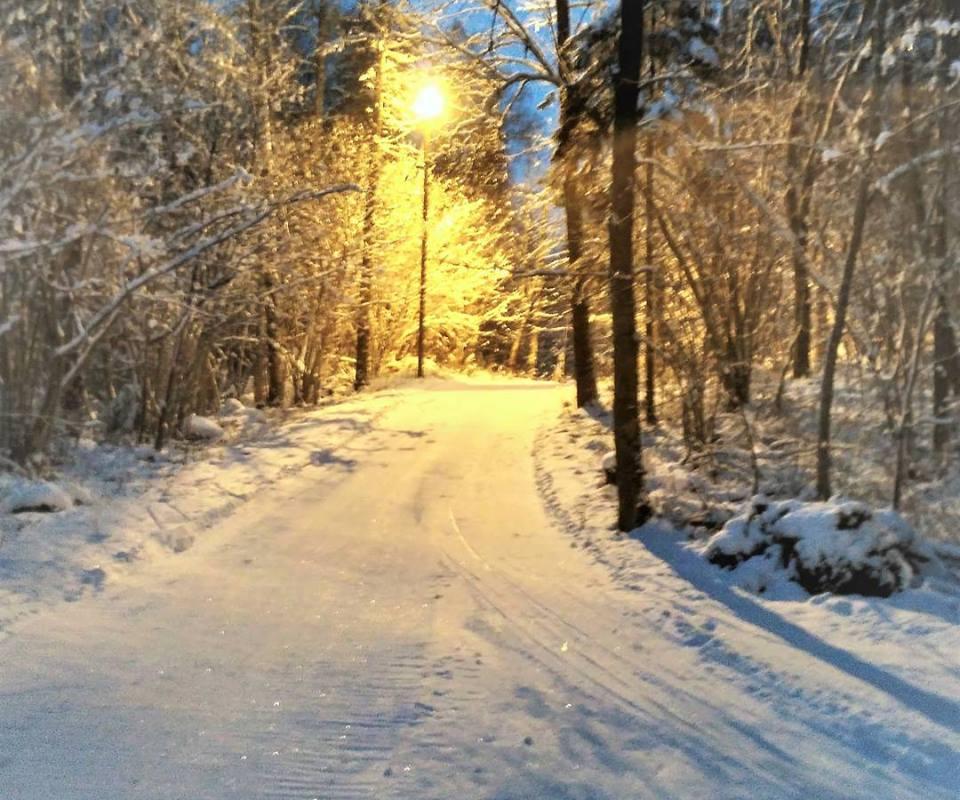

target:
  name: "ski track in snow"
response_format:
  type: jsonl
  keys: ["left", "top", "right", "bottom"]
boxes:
{"left": 1, "top": 378, "right": 959, "bottom": 799}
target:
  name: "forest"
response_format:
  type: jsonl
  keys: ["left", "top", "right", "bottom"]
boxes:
{"left": 6, "top": 2, "right": 960, "bottom": 795}
{"left": 2, "top": 0, "right": 960, "bottom": 535}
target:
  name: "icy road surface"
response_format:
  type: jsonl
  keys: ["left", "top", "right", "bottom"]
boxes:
{"left": 2, "top": 380, "right": 959, "bottom": 799}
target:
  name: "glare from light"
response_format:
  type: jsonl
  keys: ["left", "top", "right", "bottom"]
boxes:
{"left": 412, "top": 84, "right": 445, "bottom": 123}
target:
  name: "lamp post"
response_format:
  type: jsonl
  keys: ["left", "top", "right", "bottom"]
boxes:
{"left": 412, "top": 83, "right": 444, "bottom": 378}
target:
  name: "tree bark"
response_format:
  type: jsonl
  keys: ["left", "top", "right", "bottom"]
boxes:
{"left": 643, "top": 133, "right": 657, "bottom": 424}
{"left": 563, "top": 174, "right": 599, "bottom": 406}
{"left": 932, "top": 27, "right": 960, "bottom": 454}
{"left": 608, "top": 0, "right": 645, "bottom": 531}
{"left": 785, "top": 0, "right": 813, "bottom": 378}
{"left": 555, "top": 0, "right": 598, "bottom": 408}
{"left": 643, "top": 8, "right": 657, "bottom": 424}
{"left": 248, "top": 0, "right": 283, "bottom": 406}
{"left": 354, "top": 10, "right": 386, "bottom": 391}
{"left": 816, "top": 0, "right": 886, "bottom": 500}
{"left": 314, "top": 1, "right": 328, "bottom": 118}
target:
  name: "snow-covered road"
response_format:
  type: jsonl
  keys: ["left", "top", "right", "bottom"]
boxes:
{"left": 2, "top": 380, "right": 959, "bottom": 799}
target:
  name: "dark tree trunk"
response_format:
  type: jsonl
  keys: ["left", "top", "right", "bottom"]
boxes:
{"left": 248, "top": 0, "right": 283, "bottom": 406}
{"left": 817, "top": 173, "right": 871, "bottom": 499}
{"left": 354, "top": 11, "right": 386, "bottom": 391}
{"left": 314, "top": 1, "right": 328, "bottom": 118}
{"left": 785, "top": 0, "right": 813, "bottom": 378}
{"left": 642, "top": 1, "right": 658, "bottom": 424}
{"left": 816, "top": 0, "right": 886, "bottom": 500}
{"left": 58, "top": 0, "right": 83, "bottom": 99}
{"left": 21, "top": 0, "right": 84, "bottom": 460}
{"left": 933, "top": 27, "right": 960, "bottom": 454}
{"left": 555, "top": 0, "right": 598, "bottom": 408}
{"left": 608, "top": 0, "right": 645, "bottom": 531}
{"left": 262, "top": 269, "right": 284, "bottom": 407}
{"left": 643, "top": 133, "right": 657, "bottom": 424}
{"left": 563, "top": 175, "right": 599, "bottom": 407}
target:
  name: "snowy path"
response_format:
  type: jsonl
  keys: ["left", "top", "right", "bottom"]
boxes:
{"left": 2, "top": 380, "right": 959, "bottom": 799}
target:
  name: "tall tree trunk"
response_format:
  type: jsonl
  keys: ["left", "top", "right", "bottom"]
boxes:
{"left": 642, "top": 6, "right": 657, "bottom": 424}
{"left": 313, "top": 1, "right": 328, "bottom": 118}
{"left": 564, "top": 174, "right": 599, "bottom": 406}
{"left": 643, "top": 130, "right": 657, "bottom": 424}
{"left": 816, "top": 0, "right": 886, "bottom": 500}
{"left": 555, "top": 0, "right": 598, "bottom": 408}
{"left": 609, "top": 0, "right": 645, "bottom": 531}
{"left": 354, "top": 6, "right": 386, "bottom": 391}
{"left": 262, "top": 269, "right": 284, "bottom": 406}
{"left": 785, "top": 0, "right": 813, "bottom": 378}
{"left": 247, "top": 0, "right": 284, "bottom": 406}
{"left": 21, "top": 0, "right": 85, "bottom": 460}
{"left": 932, "top": 27, "right": 960, "bottom": 454}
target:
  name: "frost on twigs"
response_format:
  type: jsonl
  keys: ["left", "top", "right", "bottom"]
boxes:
{"left": 705, "top": 496, "right": 942, "bottom": 597}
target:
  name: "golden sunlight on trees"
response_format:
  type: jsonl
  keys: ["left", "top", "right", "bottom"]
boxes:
{"left": 0, "top": 0, "right": 542, "bottom": 463}
{"left": 5, "top": 0, "right": 960, "bottom": 537}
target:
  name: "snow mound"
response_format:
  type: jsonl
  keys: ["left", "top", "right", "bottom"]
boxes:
{"left": 220, "top": 398, "right": 245, "bottom": 416}
{"left": 183, "top": 414, "right": 225, "bottom": 442}
{"left": 218, "top": 399, "right": 267, "bottom": 429}
{"left": 2, "top": 480, "right": 74, "bottom": 514}
{"left": 704, "top": 496, "right": 942, "bottom": 597}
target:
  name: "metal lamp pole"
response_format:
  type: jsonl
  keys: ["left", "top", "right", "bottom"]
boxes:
{"left": 416, "top": 129, "right": 430, "bottom": 378}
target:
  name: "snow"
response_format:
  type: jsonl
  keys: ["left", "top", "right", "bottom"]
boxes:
{"left": 218, "top": 398, "right": 267, "bottom": 431}
{"left": 183, "top": 413, "right": 225, "bottom": 441}
{"left": 1, "top": 479, "right": 75, "bottom": 514}
{"left": 687, "top": 36, "right": 720, "bottom": 68}
{"left": 536, "top": 388, "right": 960, "bottom": 794}
{"left": 2, "top": 378, "right": 960, "bottom": 799}
{"left": 704, "top": 496, "right": 942, "bottom": 596}
{"left": 220, "top": 398, "right": 245, "bottom": 416}
{"left": 822, "top": 146, "right": 844, "bottom": 163}
{"left": 600, "top": 449, "right": 617, "bottom": 482}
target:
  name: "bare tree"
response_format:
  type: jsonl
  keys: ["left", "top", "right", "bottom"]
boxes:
{"left": 609, "top": 0, "right": 645, "bottom": 530}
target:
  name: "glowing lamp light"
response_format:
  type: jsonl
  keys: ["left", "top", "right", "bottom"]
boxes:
{"left": 412, "top": 83, "right": 445, "bottom": 123}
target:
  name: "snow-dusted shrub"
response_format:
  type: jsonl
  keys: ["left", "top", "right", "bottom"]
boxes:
{"left": 2, "top": 481, "right": 74, "bottom": 514}
{"left": 218, "top": 400, "right": 267, "bottom": 430}
{"left": 183, "top": 415, "right": 225, "bottom": 442}
{"left": 705, "top": 496, "right": 941, "bottom": 597}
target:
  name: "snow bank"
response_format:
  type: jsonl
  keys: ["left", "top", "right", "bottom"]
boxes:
{"left": 183, "top": 414, "right": 225, "bottom": 442}
{"left": 705, "top": 496, "right": 942, "bottom": 597}
{"left": 2, "top": 480, "right": 74, "bottom": 514}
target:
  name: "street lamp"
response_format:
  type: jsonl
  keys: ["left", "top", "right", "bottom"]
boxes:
{"left": 412, "top": 82, "right": 444, "bottom": 378}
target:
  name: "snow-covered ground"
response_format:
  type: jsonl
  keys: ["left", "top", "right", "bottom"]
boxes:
{"left": 539, "top": 398, "right": 960, "bottom": 795}
{"left": 1, "top": 377, "right": 959, "bottom": 799}
{"left": 0, "top": 388, "right": 410, "bottom": 635}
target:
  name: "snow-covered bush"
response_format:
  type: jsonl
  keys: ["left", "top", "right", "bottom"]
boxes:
{"left": 183, "top": 415, "right": 225, "bottom": 442}
{"left": 219, "top": 400, "right": 268, "bottom": 431}
{"left": 705, "top": 496, "right": 942, "bottom": 597}
{"left": 220, "top": 399, "right": 246, "bottom": 417}
{"left": 2, "top": 480, "right": 74, "bottom": 514}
